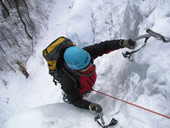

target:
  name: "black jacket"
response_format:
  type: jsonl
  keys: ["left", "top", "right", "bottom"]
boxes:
{"left": 53, "top": 40, "right": 124, "bottom": 110}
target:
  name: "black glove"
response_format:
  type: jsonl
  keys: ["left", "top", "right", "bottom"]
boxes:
{"left": 120, "top": 39, "right": 136, "bottom": 49}
{"left": 89, "top": 103, "right": 102, "bottom": 114}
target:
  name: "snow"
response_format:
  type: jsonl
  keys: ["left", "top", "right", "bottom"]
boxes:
{"left": 1, "top": 0, "right": 170, "bottom": 128}
{"left": 3, "top": 103, "right": 95, "bottom": 128}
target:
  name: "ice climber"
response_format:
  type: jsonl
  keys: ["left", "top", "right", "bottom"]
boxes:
{"left": 43, "top": 37, "right": 136, "bottom": 113}
{"left": 48, "top": 38, "right": 136, "bottom": 114}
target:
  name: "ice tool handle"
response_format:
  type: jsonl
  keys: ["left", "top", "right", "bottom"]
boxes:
{"left": 94, "top": 112, "right": 118, "bottom": 128}
{"left": 123, "top": 29, "right": 170, "bottom": 61}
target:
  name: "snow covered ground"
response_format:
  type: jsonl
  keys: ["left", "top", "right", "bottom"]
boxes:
{"left": 3, "top": 103, "right": 96, "bottom": 128}
{"left": 1, "top": 0, "right": 170, "bottom": 127}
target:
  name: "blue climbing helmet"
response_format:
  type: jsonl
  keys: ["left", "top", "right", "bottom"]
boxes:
{"left": 64, "top": 46, "right": 91, "bottom": 70}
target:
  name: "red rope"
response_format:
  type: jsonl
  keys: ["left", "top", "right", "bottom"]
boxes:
{"left": 92, "top": 89, "right": 170, "bottom": 119}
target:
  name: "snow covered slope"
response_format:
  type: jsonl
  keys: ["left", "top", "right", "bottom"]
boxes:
{"left": 1, "top": 0, "right": 170, "bottom": 128}
{"left": 3, "top": 103, "right": 96, "bottom": 128}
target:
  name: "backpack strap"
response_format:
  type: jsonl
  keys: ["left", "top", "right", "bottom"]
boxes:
{"left": 51, "top": 59, "right": 81, "bottom": 88}
{"left": 62, "top": 63, "right": 81, "bottom": 89}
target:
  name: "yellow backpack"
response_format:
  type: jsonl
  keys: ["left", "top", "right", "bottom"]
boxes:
{"left": 42, "top": 37, "right": 75, "bottom": 75}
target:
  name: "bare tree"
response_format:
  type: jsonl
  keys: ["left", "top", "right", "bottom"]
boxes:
{"left": 9, "top": 31, "right": 21, "bottom": 48}
{"left": 14, "top": 0, "right": 32, "bottom": 39}
{"left": 4, "top": 59, "right": 16, "bottom": 72}
{"left": 0, "top": 0, "right": 49, "bottom": 71}
{"left": 6, "top": 0, "right": 12, "bottom": 9}
{"left": 0, "top": 31, "right": 12, "bottom": 48}
{"left": 22, "top": 0, "right": 28, "bottom": 9}
{"left": 0, "top": 45, "right": 5, "bottom": 53}
{"left": 0, "top": 0, "right": 10, "bottom": 18}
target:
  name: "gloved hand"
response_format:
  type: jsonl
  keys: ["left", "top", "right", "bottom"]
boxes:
{"left": 89, "top": 103, "right": 102, "bottom": 114}
{"left": 120, "top": 39, "right": 136, "bottom": 49}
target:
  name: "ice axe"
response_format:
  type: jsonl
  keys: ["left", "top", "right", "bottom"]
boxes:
{"left": 94, "top": 112, "right": 118, "bottom": 128}
{"left": 122, "top": 29, "right": 170, "bottom": 61}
